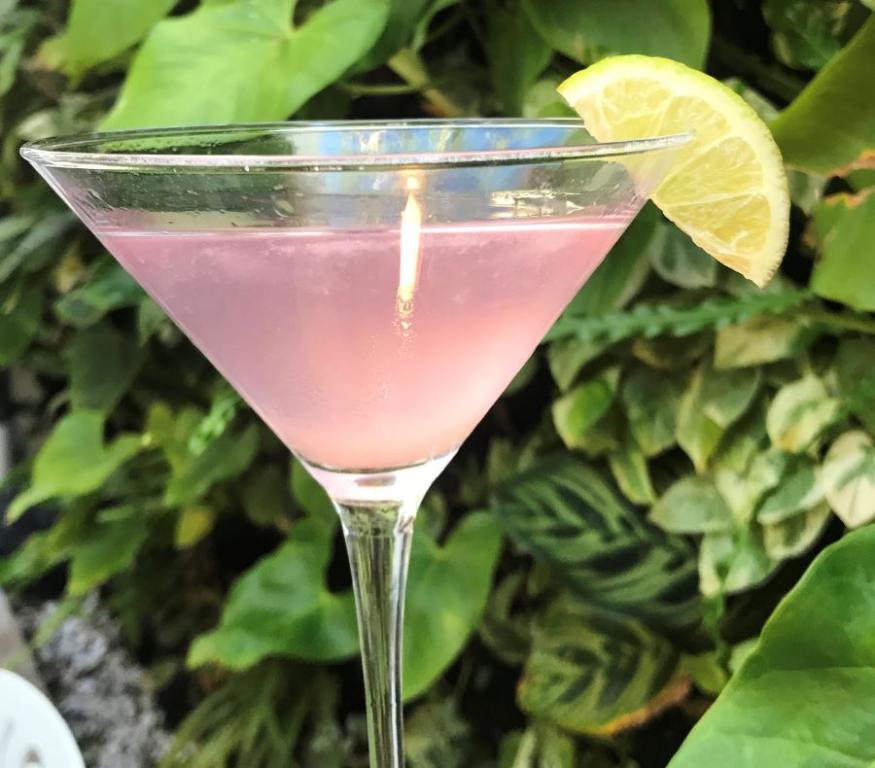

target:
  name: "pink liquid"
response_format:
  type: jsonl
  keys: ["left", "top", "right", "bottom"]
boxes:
{"left": 101, "top": 218, "right": 626, "bottom": 469}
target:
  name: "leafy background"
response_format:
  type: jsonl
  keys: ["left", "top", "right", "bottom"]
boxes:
{"left": 1, "top": 0, "right": 875, "bottom": 766}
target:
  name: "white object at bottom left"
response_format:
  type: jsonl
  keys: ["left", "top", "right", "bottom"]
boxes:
{"left": 0, "top": 669, "right": 85, "bottom": 767}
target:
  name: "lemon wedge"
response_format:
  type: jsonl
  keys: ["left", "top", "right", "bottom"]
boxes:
{"left": 559, "top": 55, "right": 790, "bottom": 286}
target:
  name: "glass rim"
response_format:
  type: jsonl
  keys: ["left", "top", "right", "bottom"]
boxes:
{"left": 20, "top": 118, "right": 692, "bottom": 172}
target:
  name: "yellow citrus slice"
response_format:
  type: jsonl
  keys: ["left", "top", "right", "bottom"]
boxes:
{"left": 558, "top": 55, "right": 790, "bottom": 286}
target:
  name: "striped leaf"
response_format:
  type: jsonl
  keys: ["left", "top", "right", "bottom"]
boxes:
{"left": 518, "top": 595, "right": 687, "bottom": 735}
{"left": 491, "top": 455, "right": 701, "bottom": 635}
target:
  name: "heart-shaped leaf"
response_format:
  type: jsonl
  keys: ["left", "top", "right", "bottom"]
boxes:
{"left": 41, "top": 0, "right": 178, "bottom": 78}
{"left": 404, "top": 512, "right": 503, "bottom": 699}
{"left": 670, "top": 524, "right": 875, "bottom": 767}
{"left": 103, "top": 0, "right": 390, "bottom": 128}
{"left": 8, "top": 411, "right": 142, "bottom": 521}
{"left": 771, "top": 15, "right": 875, "bottom": 176}
{"left": 521, "top": 0, "right": 711, "bottom": 67}
{"left": 188, "top": 520, "right": 359, "bottom": 668}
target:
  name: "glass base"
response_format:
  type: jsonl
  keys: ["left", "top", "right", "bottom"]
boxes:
{"left": 298, "top": 451, "right": 456, "bottom": 768}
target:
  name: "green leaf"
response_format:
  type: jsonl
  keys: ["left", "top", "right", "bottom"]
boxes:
{"left": 485, "top": 0, "right": 551, "bottom": 115}
{"left": 763, "top": 0, "right": 853, "bottom": 70}
{"left": 479, "top": 573, "right": 531, "bottom": 666}
{"left": 698, "top": 528, "right": 776, "bottom": 598}
{"left": 145, "top": 402, "right": 202, "bottom": 472}
{"left": 836, "top": 337, "right": 875, "bottom": 433}
{"left": 55, "top": 258, "right": 144, "bottom": 328}
{"left": 713, "top": 403, "right": 768, "bottom": 476}
{"left": 788, "top": 169, "right": 828, "bottom": 215}
{"left": 187, "top": 386, "right": 241, "bottom": 455}
{"left": 715, "top": 447, "right": 791, "bottom": 523}
{"left": 700, "top": 363, "right": 761, "bottom": 430}
{"left": 523, "top": 77, "right": 577, "bottom": 118}
{"left": 650, "top": 477, "right": 733, "bottom": 534}
{"left": 761, "top": 503, "right": 831, "bottom": 560}
{"left": 677, "top": 363, "right": 760, "bottom": 472}
{"left": 756, "top": 458, "right": 824, "bottom": 524}
{"left": 244, "top": 465, "right": 292, "bottom": 528}
{"left": 631, "top": 332, "right": 712, "bottom": 371}
{"left": 519, "top": 596, "right": 684, "bottom": 734}
{"left": 810, "top": 191, "right": 875, "bottom": 311}
{"left": 0, "top": 282, "right": 42, "bottom": 366}
{"left": 8, "top": 411, "right": 142, "bottom": 521}
{"left": 669, "top": 525, "right": 875, "bottom": 768}
{"left": 820, "top": 430, "right": 875, "bottom": 528}
{"left": 714, "top": 315, "right": 811, "bottom": 369}
{"left": 565, "top": 203, "right": 658, "bottom": 317}
{"left": 725, "top": 77, "right": 781, "bottom": 123}
{"left": 0, "top": 12, "right": 37, "bottom": 97}
{"left": 410, "top": 0, "right": 458, "bottom": 50}
{"left": 547, "top": 336, "right": 611, "bottom": 391}
{"left": 165, "top": 423, "right": 259, "bottom": 506}
{"left": 558, "top": 408, "right": 623, "bottom": 459}
{"left": 552, "top": 368, "right": 619, "bottom": 450}
{"left": 353, "top": 0, "right": 428, "bottom": 72}
{"left": 766, "top": 375, "right": 842, "bottom": 453}
{"left": 491, "top": 456, "right": 701, "bottom": 634}
{"left": 137, "top": 297, "right": 170, "bottom": 344}
{"left": 188, "top": 520, "right": 358, "bottom": 668}
{"left": 0, "top": 212, "right": 76, "bottom": 284}
{"left": 45, "top": 0, "right": 178, "bottom": 78}
{"left": 620, "top": 367, "right": 682, "bottom": 457}
{"left": 103, "top": 0, "right": 390, "bottom": 129}
{"left": 405, "top": 696, "right": 470, "bottom": 768}
{"left": 682, "top": 651, "right": 729, "bottom": 697}
{"left": 68, "top": 516, "right": 149, "bottom": 595}
{"left": 650, "top": 221, "right": 717, "bottom": 289}
{"left": 608, "top": 438, "right": 656, "bottom": 505}
{"left": 521, "top": 0, "right": 711, "bottom": 67}
{"left": 771, "top": 15, "right": 875, "bottom": 176}
{"left": 69, "top": 322, "right": 143, "bottom": 413}
{"left": 175, "top": 505, "right": 216, "bottom": 549}
{"left": 498, "top": 724, "right": 577, "bottom": 768}
{"left": 404, "top": 512, "right": 502, "bottom": 699}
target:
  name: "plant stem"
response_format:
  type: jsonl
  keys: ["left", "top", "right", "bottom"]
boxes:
{"left": 335, "top": 499, "right": 417, "bottom": 768}
{"left": 388, "top": 49, "right": 465, "bottom": 117}
{"left": 338, "top": 81, "right": 433, "bottom": 96}
{"left": 801, "top": 309, "right": 875, "bottom": 335}
{"left": 711, "top": 37, "right": 807, "bottom": 104}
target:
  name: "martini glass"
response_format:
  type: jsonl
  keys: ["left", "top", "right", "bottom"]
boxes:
{"left": 21, "top": 120, "right": 687, "bottom": 767}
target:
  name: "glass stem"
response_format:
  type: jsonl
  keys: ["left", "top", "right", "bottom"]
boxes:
{"left": 336, "top": 499, "right": 417, "bottom": 768}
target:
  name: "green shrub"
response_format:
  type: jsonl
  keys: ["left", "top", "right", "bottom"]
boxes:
{"left": 1, "top": 1, "right": 874, "bottom": 765}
